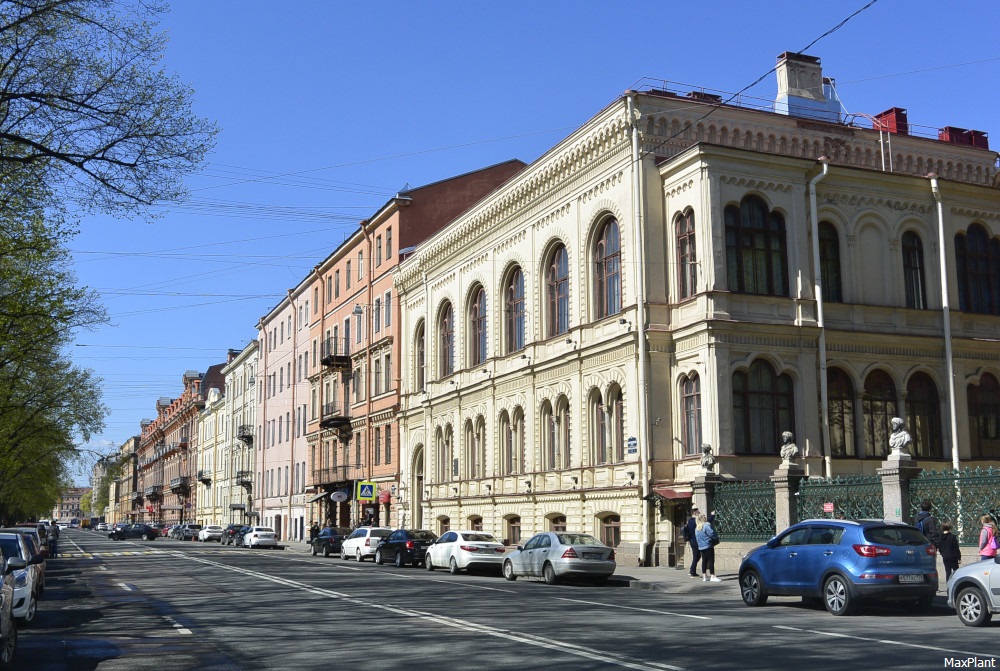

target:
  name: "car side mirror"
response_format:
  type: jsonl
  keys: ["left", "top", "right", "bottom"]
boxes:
{"left": 516, "top": 545, "right": 524, "bottom": 551}
{"left": 5, "top": 558, "right": 27, "bottom": 575}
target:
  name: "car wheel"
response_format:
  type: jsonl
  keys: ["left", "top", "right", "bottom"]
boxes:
{"left": 374, "top": 549, "right": 383, "bottom": 564}
{"left": 0, "top": 621, "right": 17, "bottom": 667}
{"left": 739, "top": 570, "right": 768, "bottom": 607}
{"left": 502, "top": 560, "right": 517, "bottom": 581}
{"left": 543, "top": 562, "right": 559, "bottom": 585}
{"left": 956, "top": 586, "right": 993, "bottom": 627}
{"left": 426, "top": 556, "right": 435, "bottom": 571}
{"left": 449, "top": 557, "right": 461, "bottom": 575}
{"left": 356, "top": 549, "right": 363, "bottom": 562}
{"left": 340, "top": 548, "right": 347, "bottom": 560}
{"left": 395, "top": 552, "right": 405, "bottom": 568}
{"left": 823, "top": 574, "right": 855, "bottom": 616}
{"left": 18, "top": 593, "right": 37, "bottom": 626}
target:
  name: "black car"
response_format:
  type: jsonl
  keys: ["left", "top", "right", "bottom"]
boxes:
{"left": 220, "top": 524, "right": 243, "bottom": 546}
{"left": 232, "top": 526, "right": 252, "bottom": 547}
{"left": 109, "top": 524, "right": 157, "bottom": 541}
{"left": 374, "top": 529, "right": 438, "bottom": 567}
{"left": 310, "top": 527, "right": 352, "bottom": 557}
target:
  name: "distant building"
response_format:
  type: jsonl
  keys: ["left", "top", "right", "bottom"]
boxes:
{"left": 52, "top": 487, "right": 90, "bottom": 525}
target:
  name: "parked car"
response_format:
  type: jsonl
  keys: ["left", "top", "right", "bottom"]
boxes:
{"left": 426, "top": 530, "right": 506, "bottom": 574}
{"left": 947, "top": 556, "right": 1000, "bottom": 626}
{"left": 375, "top": 529, "right": 437, "bottom": 567}
{"left": 13, "top": 533, "right": 45, "bottom": 595}
{"left": 310, "top": 527, "right": 352, "bottom": 557}
{"left": 340, "top": 527, "right": 391, "bottom": 562}
{"left": 242, "top": 527, "right": 278, "bottom": 549}
{"left": 738, "top": 519, "right": 938, "bottom": 616}
{"left": 232, "top": 526, "right": 253, "bottom": 547}
{"left": 0, "top": 528, "right": 46, "bottom": 560}
{"left": 0, "top": 545, "right": 22, "bottom": 668}
{"left": 502, "top": 531, "right": 616, "bottom": 585}
{"left": 108, "top": 524, "right": 158, "bottom": 541}
{"left": 220, "top": 524, "right": 243, "bottom": 545}
{"left": 166, "top": 525, "right": 182, "bottom": 539}
{"left": 179, "top": 524, "right": 203, "bottom": 541}
{"left": 198, "top": 525, "right": 225, "bottom": 542}
{"left": 96, "top": 523, "right": 108, "bottom": 532}
{"left": 0, "top": 533, "right": 41, "bottom": 625}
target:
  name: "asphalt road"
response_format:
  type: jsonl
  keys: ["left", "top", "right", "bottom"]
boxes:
{"left": 14, "top": 529, "right": 999, "bottom": 671}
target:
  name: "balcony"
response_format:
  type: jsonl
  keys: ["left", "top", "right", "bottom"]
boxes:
{"left": 236, "top": 425, "right": 254, "bottom": 445}
{"left": 313, "top": 465, "right": 362, "bottom": 485}
{"left": 320, "top": 336, "right": 351, "bottom": 370}
{"left": 197, "top": 470, "right": 211, "bottom": 485}
{"left": 319, "top": 400, "right": 351, "bottom": 432}
{"left": 169, "top": 476, "right": 190, "bottom": 494}
{"left": 132, "top": 491, "right": 144, "bottom": 503}
{"left": 236, "top": 470, "right": 253, "bottom": 491}
{"left": 144, "top": 486, "right": 162, "bottom": 499}
{"left": 178, "top": 429, "right": 190, "bottom": 447}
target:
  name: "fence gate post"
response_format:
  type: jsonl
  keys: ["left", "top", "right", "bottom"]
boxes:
{"left": 877, "top": 456, "right": 923, "bottom": 523}
{"left": 771, "top": 463, "right": 806, "bottom": 531}
{"left": 692, "top": 472, "right": 721, "bottom": 517}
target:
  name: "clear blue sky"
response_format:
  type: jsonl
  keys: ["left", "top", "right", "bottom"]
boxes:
{"left": 67, "top": 0, "right": 1000, "bottom": 482}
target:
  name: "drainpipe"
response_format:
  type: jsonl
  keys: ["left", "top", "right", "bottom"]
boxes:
{"left": 626, "top": 93, "right": 652, "bottom": 565}
{"left": 929, "top": 174, "right": 960, "bottom": 470}
{"left": 808, "top": 157, "right": 832, "bottom": 478}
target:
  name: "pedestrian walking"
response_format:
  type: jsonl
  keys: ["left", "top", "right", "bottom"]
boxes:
{"left": 978, "top": 514, "right": 998, "bottom": 561}
{"left": 694, "top": 513, "right": 721, "bottom": 582}
{"left": 309, "top": 521, "right": 320, "bottom": 542}
{"left": 46, "top": 521, "right": 60, "bottom": 558}
{"left": 683, "top": 507, "right": 701, "bottom": 578}
{"left": 914, "top": 500, "right": 942, "bottom": 547}
{"left": 938, "top": 522, "right": 961, "bottom": 582}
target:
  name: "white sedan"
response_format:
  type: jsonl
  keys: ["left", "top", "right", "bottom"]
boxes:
{"left": 242, "top": 527, "right": 278, "bottom": 548}
{"left": 197, "top": 525, "right": 225, "bottom": 542}
{"left": 426, "top": 530, "right": 506, "bottom": 574}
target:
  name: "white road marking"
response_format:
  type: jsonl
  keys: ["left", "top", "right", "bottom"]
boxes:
{"left": 556, "top": 597, "right": 711, "bottom": 620}
{"left": 774, "top": 625, "right": 996, "bottom": 659}
{"left": 117, "top": 583, "right": 133, "bottom": 591}
{"left": 172, "top": 552, "right": 686, "bottom": 670}
{"left": 162, "top": 616, "right": 192, "bottom": 635}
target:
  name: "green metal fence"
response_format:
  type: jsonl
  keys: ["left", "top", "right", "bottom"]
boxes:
{"left": 797, "top": 474, "right": 884, "bottom": 522}
{"left": 712, "top": 480, "right": 776, "bottom": 542}
{"left": 910, "top": 467, "right": 1000, "bottom": 546}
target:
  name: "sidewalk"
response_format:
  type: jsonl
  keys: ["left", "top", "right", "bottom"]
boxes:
{"left": 609, "top": 565, "right": 739, "bottom": 594}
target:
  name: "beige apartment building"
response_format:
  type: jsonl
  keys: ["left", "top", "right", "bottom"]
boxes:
{"left": 395, "top": 52, "right": 1000, "bottom": 566}
{"left": 303, "top": 162, "right": 525, "bottom": 531}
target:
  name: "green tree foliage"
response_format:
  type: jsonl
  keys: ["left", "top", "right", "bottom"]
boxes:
{"left": 0, "top": 189, "right": 108, "bottom": 522}
{"left": 0, "top": 0, "right": 218, "bottom": 220}
{"left": 91, "top": 456, "right": 123, "bottom": 513}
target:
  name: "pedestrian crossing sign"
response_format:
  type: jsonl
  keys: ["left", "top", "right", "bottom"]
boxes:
{"left": 356, "top": 481, "right": 376, "bottom": 501}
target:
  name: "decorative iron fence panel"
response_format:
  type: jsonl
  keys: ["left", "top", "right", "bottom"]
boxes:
{"left": 911, "top": 467, "right": 1000, "bottom": 546}
{"left": 797, "top": 475, "right": 884, "bottom": 521}
{"left": 712, "top": 480, "right": 776, "bottom": 542}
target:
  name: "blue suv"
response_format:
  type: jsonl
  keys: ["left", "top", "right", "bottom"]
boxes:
{"left": 739, "top": 519, "right": 938, "bottom": 615}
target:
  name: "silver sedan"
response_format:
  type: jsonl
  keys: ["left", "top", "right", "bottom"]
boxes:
{"left": 502, "top": 531, "right": 616, "bottom": 585}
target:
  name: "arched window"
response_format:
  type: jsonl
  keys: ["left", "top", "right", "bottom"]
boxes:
{"left": 500, "top": 410, "right": 513, "bottom": 475}
{"left": 439, "top": 303, "right": 454, "bottom": 378}
{"left": 556, "top": 396, "right": 571, "bottom": 469}
{"left": 541, "top": 401, "right": 555, "bottom": 469}
{"left": 506, "top": 516, "right": 522, "bottom": 546}
{"left": 546, "top": 244, "right": 570, "bottom": 337}
{"left": 512, "top": 407, "right": 525, "bottom": 474}
{"left": 595, "top": 218, "right": 621, "bottom": 318}
{"left": 827, "top": 368, "right": 856, "bottom": 458}
{"left": 681, "top": 374, "right": 701, "bottom": 457}
{"left": 469, "top": 286, "right": 488, "bottom": 366}
{"left": 676, "top": 210, "right": 697, "bottom": 300}
{"left": 725, "top": 195, "right": 788, "bottom": 296}
{"left": 902, "top": 231, "right": 927, "bottom": 309}
{"left": 592, "top": 390, "right": 608, "bottom": 465}
{"left": 505, "top": 267, "right": 525, "bottom": 353}
{"left": 414, "top": 321, "right": 425, "bottom": 391}
{"left": 907, "top": 373, "right": 941, "bottom": 459}
{"left": 549, "top": 515, "right": 567, "bottom": 532}
{"left": 600, "top": 514, "right": 621, "bottom": 548}
{"left": 862, "top": 370, "right": 897, "bottom": 459}
{"left": 955, "top": 224, "right": 1000, "bottom": 315}
{"left": 464, "top": 419, "right": 477, "bottom": 479}
{"left": 608, "top": 384, "right": 625, "bottom": 463}
{"left": 968, "top": 373, "right": 1000, "bottom": 458}
{"left": 732, "top": 361, "right": 794, "bottom": 454}
{"left": 819, "top": 222, "right": 842, "bottom": 302}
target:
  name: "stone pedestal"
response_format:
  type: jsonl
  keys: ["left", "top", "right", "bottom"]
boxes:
{"left": 877, "top": 456, "right": 923, "bottom": 523}
{"left": 771, "top": 463, "right": 807, "bottom": 532}
{"left": 691, "top": 472, "right": 722, "bottom": 516}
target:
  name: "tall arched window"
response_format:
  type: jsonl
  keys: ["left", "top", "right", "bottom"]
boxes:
{"left": 595, "top": 218, "right": 621, "bottom": 318}
{"left": 902, "top": 231, "right": 927, "bottom": 309}
{"left": 907, "top": 373, "right": 941, "bottom": 459}
{"left": 827, "top": 368, "right": 856, "bottom": 458}
{"left": 862, "top": 370, "right": 897, "bottom": 458}
{"left": 955, "top": 224, "right": 1000, "bottom": 315}
{"left": 546, "top": 244, "right": 570, "bottom": 337}
{"left": 512, "top": 407, "right": 525, "bottom": 474}
{"left": 541, "top": 401, "right": 555, "bottom": 469}
{"left": 608, "top": 385, "right": 624, "bottom": 462}
{"left": 732, "top": 361, "right": 794, "bottom": 454}
{"left": 465, "top": 419, "right": 477, "bottom": 479}
{"left": 681, "top": 374, "right": 701, "bottom": 457}
{"left": 500, "top": 410, "right": 513, "bottom": 475}
{"left": 818, "top": 222, "right": 842, "bottom": 302}
{"left": 676, "top": 210, "right": 697, "bottom": 300}
{"left": 725, "top": 195, "right": 788, "bottom": 296}
{"left": 439, "top": 303, "right": 454, "bottom": 378}
{"left": 505, "top": 267, "right": 525, "bottom": 353}
{"left": 968, "top": 373, "right": 1000, "bottom": 458}
{"left": 469, "top": 286, "right": 488, "bottom": 366}
{"left": 592, "top": 391, "right": 608, "bottom": 465}
{"left": 415, "top": 321, "right": 425, "bottom": 391}
{"left": 557, "top": 396, "right": 571, "bottom": 469}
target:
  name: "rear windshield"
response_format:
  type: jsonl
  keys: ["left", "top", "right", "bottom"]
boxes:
{"left": 371, "top": 529, "right": 391, "bottom": 538}
{"left": 863, "top": 526, "right": 928, "bottom": 546}
{"left": 556, "top": 534, "right": 602, "bottom": 546}
{"left": 409, "top": 531, "right": 438, "bottom": 541}
{"left": 460, "top": 533, "right": 499, "bottom": 543}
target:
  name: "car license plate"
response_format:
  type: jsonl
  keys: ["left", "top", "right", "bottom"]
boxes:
{"left": 898, "top": 574, "right": 924, "bottom": 583}
{"left": 582, "top": 552, "right": 603, "bottom": 560}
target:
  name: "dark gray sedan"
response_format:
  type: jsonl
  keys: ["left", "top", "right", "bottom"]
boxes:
{"left": 502, "top": 531, "right": 616, "bottom": 585}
